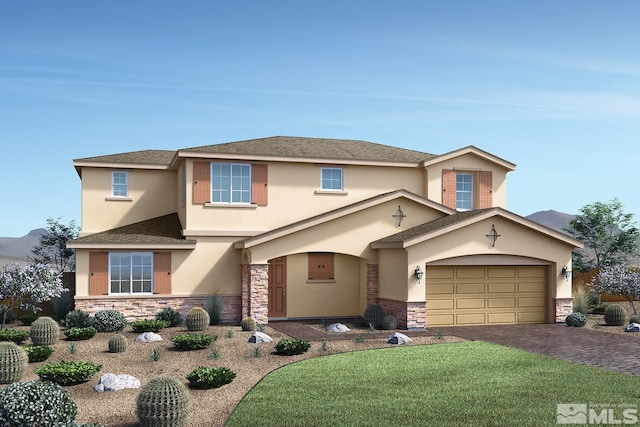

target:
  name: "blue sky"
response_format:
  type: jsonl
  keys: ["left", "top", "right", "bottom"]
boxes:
{"left": 1, "top": 1, "right": 638, "bottom": 237}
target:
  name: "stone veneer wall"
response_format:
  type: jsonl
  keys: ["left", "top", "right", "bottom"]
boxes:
{"left": 377, "top": 298, "right": 426, "bottom": 329}
{"left": 248, "top": 264, "right": 269, "bottom": 325}
{"left": 74, "top": 295, "right": 242, "bottom": 322}
{"left": 366, "top": 264, "right": 378, "bottom": 307}
{"left": 554, "top": 298, "right": 573, "bottom": 323}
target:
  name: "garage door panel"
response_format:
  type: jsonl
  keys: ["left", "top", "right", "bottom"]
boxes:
{"left": 426, "top": 266, "right": 546, "bottom": 326}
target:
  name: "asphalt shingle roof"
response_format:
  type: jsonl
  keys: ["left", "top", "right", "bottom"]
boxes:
{"left": 74, "top": 150, "right": 176, "bottom": 166}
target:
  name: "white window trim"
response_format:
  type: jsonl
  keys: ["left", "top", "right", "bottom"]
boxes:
{"left": 456, "top": 172, "right": 474, "bottom": 211}
{"left": 108, "top": 252, "right": 154, "bottom": 295}
{"left": 319, "top": 167, "right": 344, "bottom": 192}
{"left": 111, "top": 171, "right": 129, "bottom": 198}
{"left": 210, "top": 163, "right": 252, "bottom": 204}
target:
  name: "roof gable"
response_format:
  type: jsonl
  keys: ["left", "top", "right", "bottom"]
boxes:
{"left": 422, "top": 145, "right": 516, "bottom": 171}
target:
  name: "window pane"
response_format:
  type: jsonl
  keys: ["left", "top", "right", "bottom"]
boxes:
{"left": 112, "top": 172, "right": 128, "bottom": 197}
{"left": 456, "top": 173, "right": 473, "bottom": 210}
{"left": 321, "top": 168, "right": 342, "bottom": 190}
{"left": 109, "top": 252, "right": 153, "bottom": 294}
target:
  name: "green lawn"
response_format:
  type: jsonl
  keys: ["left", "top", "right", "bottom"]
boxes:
{"left": 226, "top": 341, "right": 640, "bottom": 427}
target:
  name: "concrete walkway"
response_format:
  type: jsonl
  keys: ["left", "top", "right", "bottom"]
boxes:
{"left": 270, "top": 322, "right": 640, "bottom": 377}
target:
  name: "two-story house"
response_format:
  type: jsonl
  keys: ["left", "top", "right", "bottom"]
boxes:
{"left": 67, "top": 136, "right": 582, "bottom": 328}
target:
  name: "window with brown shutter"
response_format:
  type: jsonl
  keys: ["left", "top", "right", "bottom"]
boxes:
{"left": 251, "top": 163, "right": 268, "bottom": 206}
{"left": 153, "top": 252, "right": 172, "bottom": 294}
{"left": 442, "top": 169, "right": 494, "bottom": 210}
{"left": 308, "top": 252, "right": 334, "bottom": 280}
{"left": 442, "top": 169, "right": 457, "bottom": 209}
{"left": 478, "top": 171, "right": 493, "bottom": 208}
{"left": 89, "top": 252, "right": 108, "bottom": 295}
{"left": 193, "top": 161, "right": 211, "bottom": 204}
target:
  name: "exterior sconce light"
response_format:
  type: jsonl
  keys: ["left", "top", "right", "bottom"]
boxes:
{"left": 561, "top": 265, "right": 572, "bottom": 280}
{"left": 486, "top": 224, "right": 500, "bottom": 248}
{"left": 393, "top": 205, "right": 406, "bottom": 227}
{"left": 414, "top": 265, "right": 424, "bottom": 283}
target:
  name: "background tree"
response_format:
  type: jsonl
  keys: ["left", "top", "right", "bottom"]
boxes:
{"left": 29, "top": 217, "right": 79, "bottom": 273}
{"left": 565, "top": 198, "right": 639, "bottom": 274}
{"left": 590, "top": 266, "right": 640, "bottom": 315}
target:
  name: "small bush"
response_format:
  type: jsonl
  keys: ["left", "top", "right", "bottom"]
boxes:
{"left": 23, "top": 344, "right": 54, "bottom": 363}
{"left": 155, "top": 307, "right": 183, "bottom": 327}
{"left": 0, "top": 305, "right": 17, "bottom": 325}
{"left": 64, "top": 327, "right": 97, "bottom": 341}
{"left": 589, "top": 303, "right": 608, "bottom": 314}
{"left": 64, "top": 310, "right": 93, "bottom": 329}
{"left": 130, "top": 319, "right": 170, "bottom": 333}
{"left": 171, "top": 333, "right": 217, "bottom": 351}
{"left": 0, "top": 380, "right": 77, "bottom": 426}
{"left": 572, "top": 286, "right": 591, "bottom": 315}
{"left": 51, "top": 291, "right": 75, "bottom": 321}
{"left": 629, "top": 315, "right": 640, "bottom": 324}
{"left": 206, "top": 294, "right": 223, "bottom": 325}
{"left": 187, "top": 366, "right": 236, "bottom": 389}
{"left": 274, "top": 338, "right": 311, "bottom": 356}
{"left": 0, "top": 329, "right": 29, "bottom": 344}
{"left": 35, "top": 360, "right": 103, "bottom": 386}
{"left": 91, "top": 309, "right": 128, "bottom": 332}
{"left": 18, "top": 312, "right": 41, "bottom": 326}
{"left": 565, "top": 312, "right": 587, "bottom": 327}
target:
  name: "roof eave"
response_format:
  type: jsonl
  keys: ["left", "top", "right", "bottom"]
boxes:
{"left": 66, "top": 242, "right": 196, "bottom": 250}
{"left": 421, "top": 145, "right": 516, "bottom": 171}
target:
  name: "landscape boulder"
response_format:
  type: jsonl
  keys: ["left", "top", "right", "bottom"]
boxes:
{"left": 248, "top": 331, "right": 273, "bottom": 343}
{"left": 325, "top": 323, "right": 351, "bottom": 333}
{"left": 387, "top": 332, "right": 412, "bottom": 345}
{"left": 135, "top": 332, "right": 163, "bottom": 343}
{"left": 625, "top": 323, "right": 640, "bottom": 333}
{"left": 94, "top": 373, "right": 141, "bottom": 392}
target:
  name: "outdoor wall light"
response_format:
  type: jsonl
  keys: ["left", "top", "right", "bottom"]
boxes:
{"left": 561, "top": 265, "right": 572, "bottom": 280}
{"left": 486, "top": 224, "right": 500, "bottom": 248}
{"left": 414, "top": 265, "right": 424, "bottom": 283}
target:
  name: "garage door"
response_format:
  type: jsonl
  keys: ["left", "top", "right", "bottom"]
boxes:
{"left": 426, "top": 266, "right": 546, "bottom": 326}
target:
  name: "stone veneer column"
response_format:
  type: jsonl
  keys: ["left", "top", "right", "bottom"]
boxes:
{"left": 366, "top": 264, "right": 379, "bottom": 307}
{"left": 249, "top": 264, "right": 269, "bottom": 325}
{"left": 241, "top": 264, "right": 250, "bottom": 319}
{"left": 406, "top": 302, "right": 426, "bottom": 329}
{"left": 554, "top": 298, "right": 573, "bottom": 323}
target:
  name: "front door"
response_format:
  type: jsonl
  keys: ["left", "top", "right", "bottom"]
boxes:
{"left": 268, "top": 257, "right": 287, "bottom": 318}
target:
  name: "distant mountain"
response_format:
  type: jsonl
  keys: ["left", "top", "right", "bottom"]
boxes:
{"left": 525, "top": 210, "right": 574, "bottom": 233}
{"left": 0, "top": 228, "right": 46, "bottom": 266}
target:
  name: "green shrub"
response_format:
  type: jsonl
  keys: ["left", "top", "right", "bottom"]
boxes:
{"left": 0, "top": 329, "right": 29, "bottom": 344}
{"left": 136, "top": 377, "right": 190, "bottom": 427}
{"left": 604, "top": 304, "right": 627, "bottom": 326}
{"left": 274, "top": 338, "right": 311, "bottom": 356}
{"left": 155, "top": 307, "right": 183, "bottom": 327}
{"left": 185, "top": 307, "right": 210, "bottom": 331}
{"left": 0, "top": 305, "right": 17, "bottom": 325}
{"left": 18, "top": 312, "right": 41, "bottom": 326}
{"left": 64, "top": 309, "right": 93, "bottom": 328}
{"left": 130, "top": 319, "right": 170, "bottom": 333}
{"left": 186, "top": 366, "right": 236, "bottom": 389}
{"left": 629, "top": 315, "right": 640, "bottom": 324}
{"left": 206, "top": 294, "right": 223, "bottom": 325}
{"left": 51, "top": 291, "right": 75, "bottom": 321}
{"left": 381, "top": 315, "right": 397, "bottom": 330}
{"left": 589, "top": 303, "right": 608, "bottom": 314}
{"left": 23, "top": 344, "right": 54, "bottom": 363}
{"left": 363, "top": 304, "right": 386, "bottom": 329}
{"left": 91, "top": 309, "right": 127, "bottom": 332}
{"left": 240, "top": 317, "right": 256, "bottom": 331}
{"left": 64, "top": 327, "right": 97, "bottom": 341}
{"left": 572, "top": 286, "right": 591, "bottom": 315}
{"left": 0, "top": 380, "right": 77, "bottom": 426}
{"left": 108, "top": 334, "right": 128, "bottom": 353}
{"left": 30, "top": 316, "right": 60, "bottom": 345}
{"left": 0, "top": 342, "right": 28, "bottom": 384}
{"left": 565, "top": 312, "right": 587, "bottom": 327}
{"left": 35, "top": 360, "right": 103, "bottom": 386}
{"left": 171, "top": 332, "right": 217, "bottom": 351}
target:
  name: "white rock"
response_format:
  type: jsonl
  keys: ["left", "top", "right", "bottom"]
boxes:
{"left": 387, "top": 332, "right": 412, "bottom": 345}
{"left": 135, "top": 332, "right": 163, "bottom": 342}
{"left": 94, "top": 373, "right": 141, "bottom": 392}
{"left": 325, "top": 323, "right": 351, "bottom": 333}
{"left": 248, "top": 331, "right": 272, "bottom": 343}
{"left": 625, "top": 322, "right": 640, "bottom": 333}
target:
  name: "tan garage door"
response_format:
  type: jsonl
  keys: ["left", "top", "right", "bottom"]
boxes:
{"left": 426, "top": 266, "right": 546, "bottom": 326}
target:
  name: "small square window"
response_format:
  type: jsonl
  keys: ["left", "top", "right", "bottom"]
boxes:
{"left": 321, "top": 168, "right": 343, "bottom": 191}
{"left": 112, "top": 171, "right": 128, "bottom": 197}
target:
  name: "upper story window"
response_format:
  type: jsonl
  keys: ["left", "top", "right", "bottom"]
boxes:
{"left": 456, "top": 173, "right": 473, "bottom": 210}
{"left": 109, "top": 252, "right": 152, "bottom": 294}
{"left": 321, "top": 167, "right": 343, "bottom": 191}
{"left": 112, "top": 171, "right": 128, "bottom": 197}
{"left": 211, "top": 163, "right": 251, "bottom": 204}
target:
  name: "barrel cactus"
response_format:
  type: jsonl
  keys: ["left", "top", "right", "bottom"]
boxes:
{"left": 565, "top": 312, "right": 587, "bottom": 327}
{"left": 363, "top": 304, "right": 387, "bottom": 329}
{"left": 30, "top": 316, "right": 60, "bottom": 345}
{"left": 604, "top": 304, "right": 627, "bottom": 326}
{"left": 108, "top": 334, "right": 128, "bottom": 353}
{"left": 185, "top": 307, "right": 209, "bottom": 331}
{"left": 381, "top": 315, "right": 398, "bottom": 330}
{"left": 136, "top": 377, "right": 190, "bottom": 427}
{"left": 0, "top": 342, "right": 28, "bottom": 384}
{"left": 240, "top": 317, "right": 256, "bottom": 332}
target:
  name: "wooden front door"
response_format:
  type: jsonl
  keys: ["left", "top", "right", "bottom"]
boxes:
{"left": 268, "top": 257, "right": 287, "bottom": 318}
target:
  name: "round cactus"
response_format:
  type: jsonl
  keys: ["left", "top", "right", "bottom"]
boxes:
{"left": 185, "top": 307, "right": 209, "bottom": 331}
{"left": 565, "top": 312, "right": 587, "bottom": 327}
{"left": 30, "top": 316, "right": 60, "bottom": 345}
{"left": 604, "top": 304, "right": 627, "bottom": 326}
{"left": 381, "top": 315, "right": 398, "bottom": 330}
{"left": 136, "top": 377, "right": 190, "bottom": 427}
{"left": 363, "top": 304, "right": 387, "bottom": 329}
{"left": 240, "top": 317, "right": 256, "bottom": 332}
{"left": 0, "top": 342, "right": 28, "bottom": 384}
{"left": 108, "top": 334, "right": 128, "bottom": 353}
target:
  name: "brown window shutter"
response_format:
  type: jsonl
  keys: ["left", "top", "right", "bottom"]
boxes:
{"left": 478, "top": 171, "right": 493, "bottom": 208}
{"left": 153, "top": 252, "right": 172, "bottom": 294}
{"left": 193, "top": 162, "right": 210, "bottom": 204}
{"left": 251, "top": 164, "right": 268, "bottom": 206}
{"left": 89, "top": 252, "right": 108, "bottom": 295}
{"left": 442, "top": 169, "right": 456, "bottom": 209}
{"left": 308, "top": 253, "right": 334, "bottom": 280}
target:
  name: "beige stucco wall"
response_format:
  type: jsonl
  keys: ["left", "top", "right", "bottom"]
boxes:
{"left": 377, "top": 249, "right": 409, "bottom": 301}
{"left": 80, "top": 168, "right": 177, "bottom": 233}
{"left": 183, "top": 158, "right": 426, "bottom": 233}
{"left": 424, "top": 153, "right": 508, "bottom": 208}
{"left": 284, "top": 253, "right": 362, "bottom": 318}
